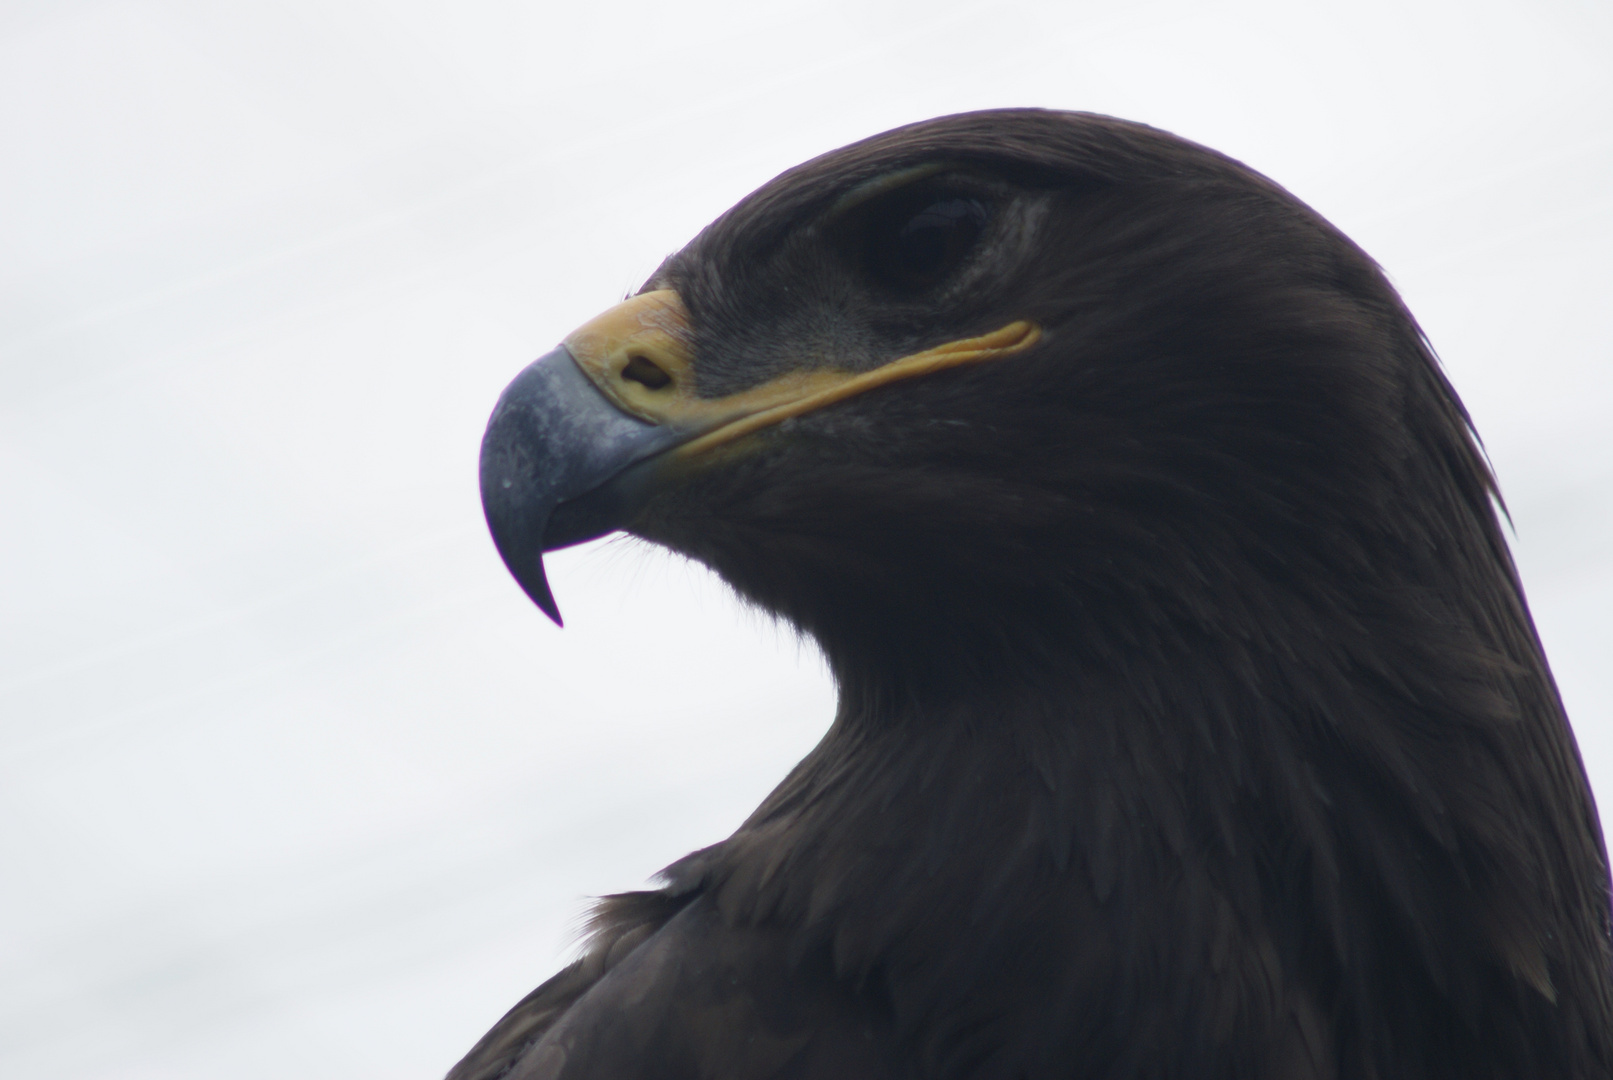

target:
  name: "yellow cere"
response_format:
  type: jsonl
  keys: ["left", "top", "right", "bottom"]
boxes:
{"left": 563, "top": 289, "right": 1041, "bottom": 458}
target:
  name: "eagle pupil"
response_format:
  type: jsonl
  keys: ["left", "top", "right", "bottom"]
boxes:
{"left": 877, "top": 196, "right": 988, "bottom": 289}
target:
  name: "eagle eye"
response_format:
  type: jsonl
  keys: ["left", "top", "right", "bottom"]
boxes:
{"left": 863, "top": 194, "right": 990, "bottom": 292}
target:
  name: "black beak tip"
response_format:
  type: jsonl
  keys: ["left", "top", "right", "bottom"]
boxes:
{"left": 516, "top": 562, "right": 564, "bottom": 627}
{"left": 482, "top": 484, "right": 566, "bottom": 627}
{"left": 481, "top": 449, "right": 566, "bottom": 627}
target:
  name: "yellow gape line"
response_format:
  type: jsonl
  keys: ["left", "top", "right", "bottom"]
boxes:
{"left": 563, "top": 289, "right": 1041, "bottom": 457}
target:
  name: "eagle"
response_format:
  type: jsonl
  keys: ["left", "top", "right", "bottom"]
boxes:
{"left": 460, "top": 110, "right": 1613, "bottom": 1079}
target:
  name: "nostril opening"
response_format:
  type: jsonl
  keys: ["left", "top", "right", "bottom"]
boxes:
{"left": 621, "top": 355, "right": 672, "bottom": 390}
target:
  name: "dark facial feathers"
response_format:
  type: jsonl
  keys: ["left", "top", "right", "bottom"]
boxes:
{"left": 454, "top": 109, "right": 1613, "bottom": 1080}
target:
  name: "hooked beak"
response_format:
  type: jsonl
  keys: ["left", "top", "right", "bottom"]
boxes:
{"left": 479, "top": 289, "right": 1039, "bottom": 625}
{"left": 478, "top": 343, "right": 680, "bottom": 624}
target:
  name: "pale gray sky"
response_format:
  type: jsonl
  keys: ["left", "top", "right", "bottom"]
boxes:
{"left": 2, "top": 1, "right": 1610, "bottom": 1077}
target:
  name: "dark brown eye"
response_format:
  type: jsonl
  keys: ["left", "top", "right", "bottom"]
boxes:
{"left": 866, "top": 196, "right": 989, "bottom": 291}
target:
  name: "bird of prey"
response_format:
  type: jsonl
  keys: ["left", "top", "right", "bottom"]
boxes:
{"left": 461, "top": 110, "right": 1613, "bottom": 1079}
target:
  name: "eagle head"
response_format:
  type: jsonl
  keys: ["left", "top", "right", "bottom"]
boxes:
{"left": 471, "top": 110, "right": 1611, "bottom": 1079}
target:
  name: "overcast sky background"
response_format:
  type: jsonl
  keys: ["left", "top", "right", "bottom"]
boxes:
{"left": 2, "top": 1, "right": 1609, "bottom": 1077}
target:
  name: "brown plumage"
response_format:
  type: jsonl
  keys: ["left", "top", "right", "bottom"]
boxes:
{"left": 459, "top": 110, "right": 1613, "bottom": 1079}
